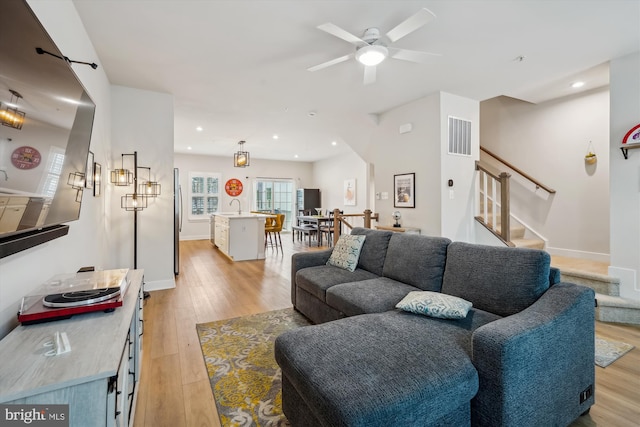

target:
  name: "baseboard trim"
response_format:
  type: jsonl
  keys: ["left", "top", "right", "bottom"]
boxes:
{"left": 546, "top": 247, "right": 609, "bottom": 263}
{"left": 179, "top": 235, "right": 210, "bottom": 241}
{"left": 143, "top": 277, "right": 176, "bottom": 292}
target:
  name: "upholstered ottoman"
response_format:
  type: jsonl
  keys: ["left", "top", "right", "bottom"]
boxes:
{"left": 275, "top": 309, "right": 497, "bottom": 427}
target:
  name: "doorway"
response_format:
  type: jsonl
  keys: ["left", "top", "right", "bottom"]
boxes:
{"left": 253, "top": 179, "right": 294, "bottom": 230}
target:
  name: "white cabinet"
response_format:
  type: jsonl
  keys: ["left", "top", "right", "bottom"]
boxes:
{"left": 212, "top": 214, "right": 267, "bottom": 261}
{"left": 0, "top": 270, "right": 144, "bottom": 427}
{"left": 0, "top": 196, "right": 29, "bottom": 233}
{"left": 214, "top": 215, "right": 230, "bottom": 254}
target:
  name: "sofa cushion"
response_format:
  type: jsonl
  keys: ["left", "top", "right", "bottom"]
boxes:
{"left": 351, "top": 227, "right": 393, "bottom": 276}
{"left": 441, "top": 242, "right": 551, "bottom": 317}
{"left": 275, "top": 310, "right": 499, "bottom": 427}
{"left": 326, "top": 234, "right": 366, "bottom": 272}
{"left": 396, "top": 291, "right": 472, "bottom": 319}
{"left": 296, "top": 265, "right": 379, "bottom": 302}
{"left": 382, "top": 233, "right": 450, "bottom": 291}
{"left": 326, "top": 277, "right": 419, "bottom": 317}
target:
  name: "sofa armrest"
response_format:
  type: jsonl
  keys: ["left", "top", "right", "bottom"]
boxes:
{"left": 291, "top": 249, "right": 333, "bottom": 305}
{"left": 471, "top": 282, "right": 595, "bottom": 427}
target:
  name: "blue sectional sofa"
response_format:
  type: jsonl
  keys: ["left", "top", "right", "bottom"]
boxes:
{"left": 275, "top": 227, "right": 595, "bottom": 427}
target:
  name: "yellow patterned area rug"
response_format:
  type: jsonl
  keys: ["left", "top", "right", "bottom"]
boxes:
{"left": 196, "top": 307, "right": 311, "bottom": 427}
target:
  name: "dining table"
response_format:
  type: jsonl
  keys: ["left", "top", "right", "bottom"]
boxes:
{"left": 296, "top": 215, "right": 332, "bottom": 246}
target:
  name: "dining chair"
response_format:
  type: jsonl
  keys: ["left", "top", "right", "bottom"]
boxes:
{"left": 319, "top": 209, "right": 342, "bottom": 246}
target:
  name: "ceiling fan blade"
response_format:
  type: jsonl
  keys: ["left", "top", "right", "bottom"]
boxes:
{"left": 389, "top": 47, "right": 441, "bottom": 64}
{"left": 317, "top": 23, "right": 365, "bottom": 45}
{"left": 307, "top": 53, "right": 353, "bottom": 72}
{"left": 363, "top": 65, "right": 376, "bottom": 85}
{"left": 386, "top": 8, "right": 436, "bottom": 43}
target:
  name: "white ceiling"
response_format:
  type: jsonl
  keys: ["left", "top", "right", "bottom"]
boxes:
{"left": 72, "top": 0, "right": 640, "bottom": 162}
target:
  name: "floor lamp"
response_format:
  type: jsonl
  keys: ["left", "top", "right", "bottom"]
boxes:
{"left": 111, "top": 151, "right": 160, "bottom": 296}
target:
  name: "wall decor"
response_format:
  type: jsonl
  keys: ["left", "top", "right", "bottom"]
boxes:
{"left": 85, "top": 150, "right": 94, "bottom": 189}
{"left": 344, "top": 178, "right": 356, "bottom": 206}
{"left": 93, "top": 162, "right": 102, "bottom": 197}
{"left": 394, "top": 173, "right": 415, "bottom": 208}
{"left": 11, "top": 146, "right": 41, "bottom": 169}
{"left": 620, "top": 124, "right": 640, "bottom": 159}
{"left": 225, "top": 178, "right": 243, "bottom": 196}
{"left": 585, "top": 141, "right": 597, "bottom": 165}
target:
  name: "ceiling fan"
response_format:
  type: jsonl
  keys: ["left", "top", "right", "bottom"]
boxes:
{"left": 308, "top": 8, "right": 441, "bottom": 85}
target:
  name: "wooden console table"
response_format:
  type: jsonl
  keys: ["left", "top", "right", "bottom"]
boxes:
{"left": 376, "top": 225, "right": 421, "bottom": 234}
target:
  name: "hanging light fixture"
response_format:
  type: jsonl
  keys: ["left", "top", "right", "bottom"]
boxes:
{"left": 110, "top": 153, "right": 134, "bottom": 186}
{"left": 121, "top": 193, "right": 148, "bottom": 211}
{"left": 1, "top": 90, "right": 27, "bottom": 130}
{"left": 234, "top": 140, "right": 250, "bottom": 168}
{"left": 138, "top": 166, "right": 161, "bottom": 197}
{"left": 67, "top": 171, "right": 85, "bottom": 203}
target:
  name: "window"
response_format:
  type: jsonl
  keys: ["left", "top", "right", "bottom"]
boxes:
{"left": 188, "top": 172, "right": 221, "bottom": 220}
{"left": 254, "top": 179, "right": 294, "bottom": 230}
{"left": 38, "top": 147, "right": 65, "bottom": 198}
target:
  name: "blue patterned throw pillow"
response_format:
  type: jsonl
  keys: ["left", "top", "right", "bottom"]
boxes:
{"left": 326, "top": 235, "right": 366, "bottom": 272}
{"left": 396, "top": 291, "right": 473, "bottom": 319}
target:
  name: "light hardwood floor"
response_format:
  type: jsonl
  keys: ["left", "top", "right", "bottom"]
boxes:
{"left": 133, "top": 236, "right": 640, "bottom": 427}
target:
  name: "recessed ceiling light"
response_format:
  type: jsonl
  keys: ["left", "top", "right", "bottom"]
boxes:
{"left": 331, "top": 141, "right": 337, "bottom": 146}
{"left": 294, "top": 154, "right": 299, "bottom": 159}
{"left": 196, "top": 126, "right": 203, "bottom": 131}
{"left": 273, "top": 134, "right": 279, "bottom": 140}
{"left": 187, "top": 146, "right": 192, "bottom": 150}
{"left": 571, "top": 81, "right": 585, "bottom": 88}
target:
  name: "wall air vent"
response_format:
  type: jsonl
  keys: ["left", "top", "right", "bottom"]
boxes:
{"left": 448, "top": 116, "right": 471, "bottom": 156}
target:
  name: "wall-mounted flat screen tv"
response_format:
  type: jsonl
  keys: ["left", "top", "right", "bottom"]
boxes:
{"left": 0, "top": 0, "right": 96, "bottom": 253}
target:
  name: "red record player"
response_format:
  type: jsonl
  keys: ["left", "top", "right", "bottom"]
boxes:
{"left": 18, "top": 269, "right": 130, "bottom": 325}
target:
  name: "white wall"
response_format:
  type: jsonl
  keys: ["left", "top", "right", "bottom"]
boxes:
{"left": 174, "top": 152, "right": 314, "bottom": 240}
{"left": 480, "top": 88, "right": 610, "bottom": 260}
{"left": 439, "top": 92, "right": 480, "bottom": 242}
{"left": 370, "top": 92, "right": 479, "bottom": 240}
{"left": 313, "top": 150, "right": 368, "bottom": 228}
{"left": 110, "top": 86, "right": 175, "bottom": 291}
{"left": 0, "top": 0, "right": 113, "bottom": 338}
{"left": 609, "top": 52, "right": 640, "bottom": 300}
{"left": 372, "top": 93, "right": 441, "bottom": 233}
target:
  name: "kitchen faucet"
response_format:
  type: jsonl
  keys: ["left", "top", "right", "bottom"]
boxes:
{"left": 229, "top": 198, "right": 241, "bottom": 215}
{"left": 0, "top": 169, "right": 7, "bottom": 181}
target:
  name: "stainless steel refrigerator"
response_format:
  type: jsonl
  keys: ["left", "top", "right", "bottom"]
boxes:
{"left": 174, "top": 168, "right": 182, "bottom": 275}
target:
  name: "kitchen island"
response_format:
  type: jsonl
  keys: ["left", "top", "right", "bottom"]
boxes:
{"left": 211, "top": 213, "right": 271, "bottom": 261}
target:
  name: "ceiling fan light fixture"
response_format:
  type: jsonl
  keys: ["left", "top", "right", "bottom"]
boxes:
{"left": 356, "top": 45, "right": 388, "bottom": 66}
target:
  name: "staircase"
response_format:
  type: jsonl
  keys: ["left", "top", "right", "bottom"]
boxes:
{"left": 476, "top": 151, "right": 640, "bottom": 325}
{"left": 478, "top": 199, "right": 545, "bottom": 250}
{"left": 558, "top": 266, "right": 640, "bottom": 325}
{"left": 509, "top": 223, "right": 545, "bottom": 250}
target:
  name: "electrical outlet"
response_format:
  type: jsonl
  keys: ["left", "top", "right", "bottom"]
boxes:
{"left": 579, "top": 384, "right": 593, "bottom": 404}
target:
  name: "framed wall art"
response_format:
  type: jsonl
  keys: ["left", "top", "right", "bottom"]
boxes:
{"left": 394, "top": 173, "right": 415, "bottom": 208}
{"left": 85, "top": 150, "right": 94, "bottom": 189}
{"left": 93, "top": 162, "right": 102, "bottom": 197}
{"left": 343, "top": 178, "right": 356, "bottom": 206}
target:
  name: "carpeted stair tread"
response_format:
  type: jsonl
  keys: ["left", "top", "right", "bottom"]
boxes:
{"left": 561, "top": 268, "right": 620, "bottom": 283}
{"left": 560, "top": 269, "right": 620, "bottom": 297}
{"left": 595, "top": 293, "right": 640, "bottom": 325}
{"left": 596, "top": 293, "right": 640, "bottom": 309}
{"left": 511, "top": 238, "right": 545, "bottom": 249}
